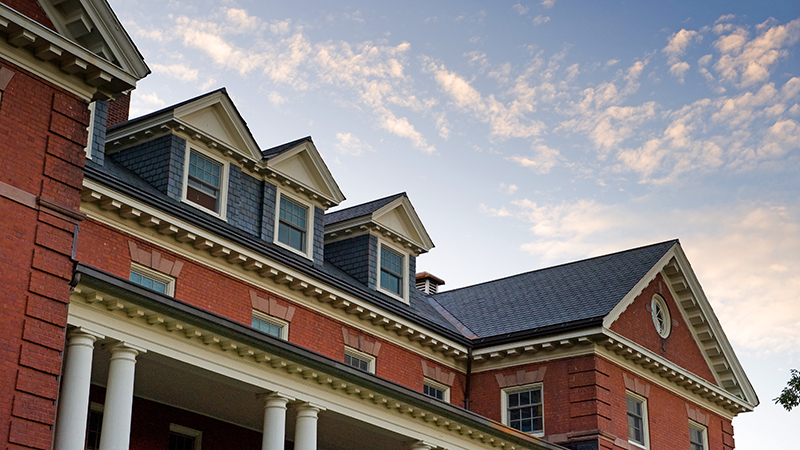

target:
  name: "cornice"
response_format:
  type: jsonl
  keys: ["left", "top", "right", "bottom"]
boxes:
{"left": 80, "top": 179, "right": 469, "bottom": 363}
{"left": 69, "top": 266, "right": 563, "bottom": 450}
{"left": 0, "top": 3, "right": 141, "bottom": 99}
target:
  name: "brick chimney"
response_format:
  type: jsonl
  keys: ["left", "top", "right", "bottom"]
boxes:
{"left": 106, "top": 91, "right": 131, "bottom": 127}
{"left": 416, "top": 272, "right": 445, "bottom": 294}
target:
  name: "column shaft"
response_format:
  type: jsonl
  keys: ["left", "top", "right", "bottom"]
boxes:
{"left": 53, "top": 330, "right": 101, "bottom": 450}
{"left": 293, "top": 403, "right": 323, "bottom": 450}
{"left": 261, "top": 394, "right": 291, "bottom": 450}
{"left": 98, "top": 343, "right": 141, "bottom": 450}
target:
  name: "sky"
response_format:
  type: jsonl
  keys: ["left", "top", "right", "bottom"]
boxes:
{"left": 109, "top": 0, "right": 800, "bottom": 447}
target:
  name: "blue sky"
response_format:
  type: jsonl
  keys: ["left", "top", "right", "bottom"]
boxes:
{"left": 110, "top": 0, "right": 800, "bottom": 446}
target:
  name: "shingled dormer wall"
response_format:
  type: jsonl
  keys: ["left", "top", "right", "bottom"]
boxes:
{"left": 110, "top": 134, "right": 186, "bottom": 202}
{"left": 324, "top": 234, "right": 378, "bottom": 289}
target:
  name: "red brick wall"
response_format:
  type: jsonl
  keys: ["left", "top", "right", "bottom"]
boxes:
{"left": 468, "top": 354, "right": 733, "bottom": 449}
{"left": 1, "top": 0, "right": 56, "bottom": 30}
{"left": 0, "top": 57, "right": 90, "bottom": 449}
{"left": 76, "top": 220, "right": 467, "bottom": 406}
{"left": 609, "top": 274, "right": 717, "bottom": 384}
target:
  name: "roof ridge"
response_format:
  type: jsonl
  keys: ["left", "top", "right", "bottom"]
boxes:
{"left": 108, "top": 87, "right": 228, "bottom": 131}
{"left": 325, "top": 192, "right": 406, "bottom": 218}
{"left": 431, "top": 239, "right": 679, "bottom": 296}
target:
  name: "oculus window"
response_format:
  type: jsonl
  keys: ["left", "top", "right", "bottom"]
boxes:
{"left": 651, "top": 294, "right": 671, "bottom": 338}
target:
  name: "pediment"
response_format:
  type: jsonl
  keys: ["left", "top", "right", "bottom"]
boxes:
{"left": 603, "top": 243, "right": 758, "bottom": 408}
{"left": 265, "top": 141, "right": 345, "bottom": 207}
{"left": 37, "top": 0, "right": 149, "bottom": 79}
{"left": 373, "top": 199, "right": 432, "bottom": 251}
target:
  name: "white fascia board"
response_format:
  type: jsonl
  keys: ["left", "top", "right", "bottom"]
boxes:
{"left": 372, "top": 196, "right": 434, "bottom": 251}
{"left": 602, "top": 243, "right": 678, "bottom": 328}
{"left": 472, "top": 327, "right": 604, "bottom": 358}
{"left": 0, "top": 3, "right": 142, "bottom": 96}
{"left": 670, "top": 245, "right": 759, "bottom": 407}
{"left": 603, "top": 330, "right": 755, "bottom": 412}
{"left": 264, "top": 141, "right": 345, "bottom": 206}
{"left": 173, "top": 91, "right": 262, "bottom": 162}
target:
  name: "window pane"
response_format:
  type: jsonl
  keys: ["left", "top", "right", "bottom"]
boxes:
{"left": 507, "top": 387, "right": 543, "bottom": 434}
{"left": 168, "top": 432, "right": 196, "bottom": 450}
{"left": 252, "top": 317, "right": 284, "bottom": 339}
{"left": 86, "top": 409, "right": 103, "bottom": 450}
{"left": 626, "top": 396, "right": 645, "bottom": 445}
{"left": 278, "top": 197, "right": 307, "bottom": 252}
{"left": 130, "top": 270, "right": 168, "bottom": 294}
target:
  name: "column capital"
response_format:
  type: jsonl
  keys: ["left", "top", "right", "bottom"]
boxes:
{"left": 67, "top": 327, "right": 105, "bottom": 341}
{"left": 104, "top": 341, "right": 147, "bottom": 357}
{"left": 409, "top": 441, "right": 437, "bottom": 450}
{"left": 294, "top": 401, "right": 326, "bottom": 414}
{"left": 257, "top": 392, "right": 295, "bottom": 408}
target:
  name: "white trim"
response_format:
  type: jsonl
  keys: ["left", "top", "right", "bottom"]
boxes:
{"left": 181, "top": 143, "right": 229, "bottom": 220}
{"left": 251, "top": 310, "right": 289, "bottom": 340}
{"left": 264, "top": 140, "right": 345, "bottom": 206}
{"left": 651, "top": 294, "right": 671, "bottom": 338}
{"left": 169, "top": 424, "right": 202, "bottom": 450}
{"left": 344, "top": 346, "right": 375, "bottom": 374}
{"left": 130, "top": 263, "right": 175, "bottom": 296}
{"left": 273, "top": 188, "right": 315, "bottom": 260}
{"left": 377, "top": 240, "right": 409, "bottom": 303}
{"left": 688, "top": 420, "right": 708, "bottom": 450}
{"left": 626, "top": 391, "right": 649, "bottom": 449}
{"left": 85, "top": 101, "right": 96, "bottom": 159}
{"left": 423, "top": 378, "right": 451, "bottom": 403}
{"left": 500, "top": 383, "right": 544, "bottom": 437}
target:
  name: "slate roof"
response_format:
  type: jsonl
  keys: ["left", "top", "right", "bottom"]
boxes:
{"left": 107, "top": 88, "right": 228, "bottom": 132}
{"left": 262, "top": 136, "right": 313, "bottom": 159}
{"left": 430, "top": 240, "right": 678, "bottom": 340}
{"left": 324, "top": 193, "right": 406, "bottom": 226}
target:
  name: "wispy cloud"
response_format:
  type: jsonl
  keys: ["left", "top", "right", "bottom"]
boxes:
{"left": 334, "top": 132, "right": 370, "bottom": 156}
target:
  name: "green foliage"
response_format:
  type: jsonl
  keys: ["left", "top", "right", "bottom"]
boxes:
{"left": 775, "top": 369, "right": 800, "bottom": 412}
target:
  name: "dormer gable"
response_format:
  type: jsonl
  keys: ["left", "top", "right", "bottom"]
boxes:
{"left": 263, "top": 137, "right": 345, "bottom": 209}
{"left": 324, "top": 193, "right": 434, "bottom": 256}
{"left": 603, "top": 241, "right": 759, "bottom": 410}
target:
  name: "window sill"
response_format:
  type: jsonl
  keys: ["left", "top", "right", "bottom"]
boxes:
{"left": 274, "top": 239, "right": 313, "bottom": 260}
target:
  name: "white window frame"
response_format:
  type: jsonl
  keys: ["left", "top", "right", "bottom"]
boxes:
{"left": 251, "top": 310, "right": 289, "bottom": 340}
{"left": 130, "top": 263, "right": 175, "bottom": 296}
{"left": 689, "top": 420, "right": 708, "bottom": 450}
{"left": 181, "top": 143, "right": 229, "bottom": 220}
{"left": 169, "top": 424, "right": 202, "bottom": 450}
{"left": 423, "top": 378, "right": 451, "bottom": 403}
{"left": 626, "top": 391, "right": 649, "bottom": 449}
{"left": 376, "top": 240, "right": 409, "bottom": 303}
{"left": 651, "top": 294, "right": 671, "bottom": 338}
{"left": 500, "top": 383, "right": 544, "bottom": 437}
{"left": 273, "top": 188, "right": 315, "bottom": 260}
{"left": 344, "top": 347, "right": 375, "bottom": 374}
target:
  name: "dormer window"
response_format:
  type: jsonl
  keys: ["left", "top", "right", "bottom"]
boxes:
{"left": 378, "top": 242, "right": 407, "bottom": 302}
{"left": 182, "top": 145, "right": 229, "bottom": 219}
{"left": 188, "top": 151, "right": 222, "bottom": 212}
{"left": 274, "top": 190, "right": 315, "bottom": 259}
{"left": 279, "top": 196, "right": 307, "bottom": 252}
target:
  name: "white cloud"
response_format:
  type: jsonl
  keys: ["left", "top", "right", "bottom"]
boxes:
{"left": 334, "top": 132, "right": 370, "bottom": 156}
{"left": 149, "top": 63, "right": 199, "bottom": 82}
{"left": 499, "top": 183, "right": 519, "bottom": 195}
{"left": 669, "top": 61, "right": 691, "bottom": 83}
{"left": 506, "top": 144, "right": 564, "bottom": 174}
{"left": 267, "top": 91, "right": 286, "bottom": 105}
{"left": 512, "top": 3, "right": 529, "bottom": 15}
{"left": 532, "top": 15, "right": 550, "bottom": 26}
{"left": 714, "top": 18, "right": 800, "bottom": 87}
{"left": 606, "top": 59, "right": 620, "bottom": 67}
{"left": 541, "top": 0, "right": 555, "bottom": 9}
{"left": 663, "top": 29, "right": 699, "bottom": 64}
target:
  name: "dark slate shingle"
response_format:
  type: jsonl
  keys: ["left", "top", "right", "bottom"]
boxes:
{"left": 430, "top": 240, "right": 677, "bottom": 339}
{"left": 324, "top": 193, "right": 406, "bottom": 226}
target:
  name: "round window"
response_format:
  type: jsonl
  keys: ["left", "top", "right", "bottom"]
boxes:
{"left": 651, "top": 295, "right": 671, "bottom": 338}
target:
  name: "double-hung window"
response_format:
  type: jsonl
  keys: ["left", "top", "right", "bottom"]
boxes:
{"left": 380, "top": 246, "right": 404, "bottom": 297}
{"left": 344, "top": 348, "right": 375, "bottom": 373}
{"left": 627, "top": 393, "right": 648, "bottom": 448}
{"left": 187, "top": 150, "right": 223, "bottom": 213}
{"left": 251, "top": 314, "right": 288, "bottom": 340}
{"left": 503, "top": 385, "right": 543, "bottom": 435}
{"left": 168, "top": 424, "right": 202, "bottom": 450}
{"left": 278, "top": 196, "right": 308, "bottom": 253}
{"left": 689, "top": 422, "right": 707, "bottom": 450}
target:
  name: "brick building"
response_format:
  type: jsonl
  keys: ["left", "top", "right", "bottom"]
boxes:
{"left": 0, "top": 2, "right": 757, "bottom": 450}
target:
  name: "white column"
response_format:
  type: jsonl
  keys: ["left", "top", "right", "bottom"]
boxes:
{"left": 293, "top": 403, "right": 325, "bottom": 450}
{"left": 53, "top": 328, "right": 104, "bottom": 450}
{"left": 98, "top": 342, "right": 144, "bottom": 450}
{"left": 409, "top": 441, "right": 436, "bottom": 450}
{"left": 259, "top": 393, "right": 293, "bottom": 450}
